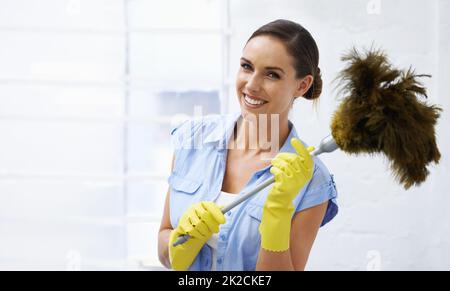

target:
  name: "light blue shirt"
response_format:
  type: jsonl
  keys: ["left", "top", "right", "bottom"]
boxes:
{"left": 168, "top": 113, "right": 338, "bottom": 271}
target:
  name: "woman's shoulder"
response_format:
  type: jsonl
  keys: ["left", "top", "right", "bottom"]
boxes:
{"left": 300, "top": 154, "right": 337, "bottom": 201}
{"left": 294, "top": 154, "right": 338, "bottom": 226}
{"left": 311, "top": 156, "right": 334, "bottom": 183}
{"left": 170, "top": 114, "right": 223, "bottom": 134}
{"left": 170, "top": 113, "right": 238, "bottom": 148}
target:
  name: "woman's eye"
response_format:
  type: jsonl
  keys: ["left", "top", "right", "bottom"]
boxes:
{"left": 268, "top": 72, "right": 280, "bottom": 79}
{"left": 241, "top": 63, "right": 251, "bottom": 70}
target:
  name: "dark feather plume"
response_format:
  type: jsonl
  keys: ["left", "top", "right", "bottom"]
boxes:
{"left": 331, "top": 47, "right": 442, "bottom": 189}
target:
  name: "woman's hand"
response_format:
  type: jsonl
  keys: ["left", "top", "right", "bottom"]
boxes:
{"left": 259, "top": 138, "right": 315, "bottom": 252}
{"left": 268, "top": 138, "right": 315, "bottom": 205}
{"left": 168, "top": 201, "right": 225, "bottom": 271}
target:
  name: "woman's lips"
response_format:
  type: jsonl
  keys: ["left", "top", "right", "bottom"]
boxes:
{"left": 243, "top": 94, "right": 268, "bottom": 108}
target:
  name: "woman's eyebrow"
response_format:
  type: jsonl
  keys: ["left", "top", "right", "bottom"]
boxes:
{"left": 240, "top": 57, "right": 285, "bottom": 74}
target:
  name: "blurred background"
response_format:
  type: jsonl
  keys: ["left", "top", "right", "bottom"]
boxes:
{"left": 0, "top": 0, "right": 448, "bottom": 271}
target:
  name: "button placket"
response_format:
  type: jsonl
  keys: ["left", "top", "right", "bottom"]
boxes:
{"left": 215, "top": 226, "right": 229, "bottom": 270}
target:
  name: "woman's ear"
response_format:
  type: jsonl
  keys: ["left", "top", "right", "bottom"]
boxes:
{"left": 294, "top": 75, "right": 314, "bottom": 97}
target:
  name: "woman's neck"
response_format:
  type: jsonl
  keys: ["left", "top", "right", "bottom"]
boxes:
{"left": 231, "top": 114, "right": 290, "bottom": 158}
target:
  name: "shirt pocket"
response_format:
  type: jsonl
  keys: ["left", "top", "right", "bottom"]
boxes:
{"left": 168, "top": 171, "right": 203, "bottom": 195}
{"left": 245, "top": 202, "right": 263, "bottom": 222}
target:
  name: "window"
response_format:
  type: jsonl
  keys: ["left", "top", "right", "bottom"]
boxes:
{"left": 0, "top": 0, "right": 231, "bottom": 270}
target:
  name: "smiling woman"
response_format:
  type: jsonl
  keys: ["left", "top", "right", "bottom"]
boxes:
{"left": 237, "top": 20, "right": 322, "bottom": 124}
{"left": 158, "top": 19, "right": 338, "bottom": 271}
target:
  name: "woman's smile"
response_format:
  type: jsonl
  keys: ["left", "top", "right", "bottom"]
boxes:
{"left": 242, "top": 93, "right": 269, "bottom": 109}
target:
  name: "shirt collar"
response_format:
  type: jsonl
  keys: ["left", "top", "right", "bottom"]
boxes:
{"left": 205, "top": 111, "right": 301, "bottom": 155}
{"left": 279, "top": 121, "right": 299, "bottom": 153}
{"left": 206, "top": 113, "right": 306, "bottom": 179}
{"left": 252, "top": 120, "right": 300, "bottom": 177}
{"left": 203, "top": 112, "right": 241, "bottom": 149}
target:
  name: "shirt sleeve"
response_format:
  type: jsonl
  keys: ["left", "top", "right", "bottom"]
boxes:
{"left": 294, "top": 158, "right": 339, "bottom": 227}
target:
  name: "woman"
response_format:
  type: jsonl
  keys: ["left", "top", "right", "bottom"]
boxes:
{"left": 158, "top": 19, "right": 338, "bottom": 271}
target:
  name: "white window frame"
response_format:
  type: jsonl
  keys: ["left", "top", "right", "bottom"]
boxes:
{"left": 0, "top": 0, "right": 232, "bottom": 269}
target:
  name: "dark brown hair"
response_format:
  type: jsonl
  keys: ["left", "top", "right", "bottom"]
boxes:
{"left": 246, "top": 19, "right": 322, "bottom": 101}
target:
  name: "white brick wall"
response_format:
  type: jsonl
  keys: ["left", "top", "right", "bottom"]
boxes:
{"left": 0, "top": 0, "right": 127, "bottom": 271}
{"left": 0, "top": 0, "right": 224, "bottom": 271}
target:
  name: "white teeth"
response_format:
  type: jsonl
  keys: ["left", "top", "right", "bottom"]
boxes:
{"left": 244, "top": 94, "right": 266, "bottom": 106}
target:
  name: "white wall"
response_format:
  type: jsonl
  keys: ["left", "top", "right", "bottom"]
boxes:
{"left": 0, "top": 0, "right": 127, "bottom": 270}
{"left": 228, "top": 0, "right": 450, "bottom": 270}
{"left": 0, "top": 0, "right": 224, "bottom": 271}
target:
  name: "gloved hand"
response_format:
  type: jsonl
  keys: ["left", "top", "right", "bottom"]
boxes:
{"left": 259, "top": 138, "right": 315, "bottom": 252}
{"left": 169, "top": 201, "right": 225, "bottom": 271}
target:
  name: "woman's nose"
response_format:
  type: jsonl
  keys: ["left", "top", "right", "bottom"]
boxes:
{"left": 245, "top": 74, "right": 262, "bottom": 93}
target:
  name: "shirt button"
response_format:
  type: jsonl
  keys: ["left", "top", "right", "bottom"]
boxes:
{"left": 220, "top": 234, "right": 226, "bottom": 240}
{"left": 217, "top": 258, "right": 223, "bottom": 264}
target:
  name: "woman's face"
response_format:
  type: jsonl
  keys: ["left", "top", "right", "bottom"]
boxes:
{"left": 236, "top": 35, "right": 312, "bottom": 121}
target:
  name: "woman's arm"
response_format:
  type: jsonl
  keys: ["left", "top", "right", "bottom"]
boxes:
{"left": 256, "top": 201, "right": 328, "bottom": 271}
{"left": 157, "top": 155, "right": 175, "bottom": 269}
{"left": 158, "top": 190, "right": 172, "bottom": 269}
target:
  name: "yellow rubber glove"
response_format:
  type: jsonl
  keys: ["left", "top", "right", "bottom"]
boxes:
{"left": 169, "top": 201, "right": 225, "bottom": 271}
{"left": 259, "top": 138, "right": 315, "bottom": 252}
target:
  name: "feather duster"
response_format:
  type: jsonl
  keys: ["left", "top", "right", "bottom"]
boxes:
{"left": 331, "top": 47, "right": 442, "bottom": 189}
